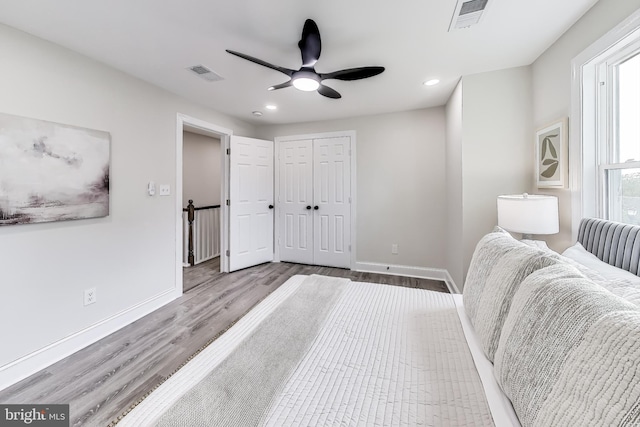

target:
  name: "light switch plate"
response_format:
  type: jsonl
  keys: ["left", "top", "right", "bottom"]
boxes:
{"left": 84, "top": 288, "right": 97, "bottom": 306}
{"left": 159, "top": 185, "right": 170, "bottom": 196}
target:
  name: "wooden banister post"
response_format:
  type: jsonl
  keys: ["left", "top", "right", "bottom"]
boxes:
{"left": 187, "top": 199, "right": 195, "bottom": 267}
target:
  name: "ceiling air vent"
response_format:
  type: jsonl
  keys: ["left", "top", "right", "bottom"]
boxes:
{"left": 187, "top": 64, "right": 224, "bottom": 82}
{"left": 449, "top": 0, "right": 490, "bottom": 31}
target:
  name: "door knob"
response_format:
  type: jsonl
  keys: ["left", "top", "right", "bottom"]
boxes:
{"left": 306, "top": 205, "right": 312, "bottom": 210}
{"left": 268, "top": 205, "right": 274, "bottom": 209}
{"left": 314, "top": 206, "right": 319, "bottom": 210}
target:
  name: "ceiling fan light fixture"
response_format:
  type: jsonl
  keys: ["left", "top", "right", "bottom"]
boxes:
{"left": 292, "top": 76, "right": 320, "bottom": 91}
{"left": 226, "top": 19, "right": 384, "bottom": 99}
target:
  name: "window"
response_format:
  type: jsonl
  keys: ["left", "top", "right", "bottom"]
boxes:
{"left": 598, "top": 47, "right": 640, "bottom": 225}
{"left": 571, "top": 21, "right": 640, "bottom": 227}
{"left": 572, "top": 11, "right": 640, "bottom": 237}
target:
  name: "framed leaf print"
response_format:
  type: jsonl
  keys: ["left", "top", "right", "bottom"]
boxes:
{"left": 536, "top": 118, "right": 568, "bottom": 188}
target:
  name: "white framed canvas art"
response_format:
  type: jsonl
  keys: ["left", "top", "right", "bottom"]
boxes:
{"left": 535, "top": 118, "right": 568, "bottom": 188}
{"left": 0, "top": 112, "right": 110, "bottom": 226}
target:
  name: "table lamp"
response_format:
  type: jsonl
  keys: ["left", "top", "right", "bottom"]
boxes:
{"left": 497, "top": 193, "right": 559, "bottom": 240}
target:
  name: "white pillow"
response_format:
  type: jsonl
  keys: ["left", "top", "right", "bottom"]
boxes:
{"left": 562, "top": 242, "right": 640, "bottom": 307}
{"left": 602, "top": 278, "right": 640, "bottom": 307}
{"left": 561, "top": 242, "right": 640, "bottom": 283}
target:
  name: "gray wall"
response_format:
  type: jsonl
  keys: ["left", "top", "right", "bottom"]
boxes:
{"left": 461, "top": 66, "right": 534, "bottom": 281}
{"left": 256, "top": 108, "right": 448, "bottom": 270}
{"left": 182, "top": 132, "right": 221, "bottom": 208}
{"left": 531, "top": 0, "right": 640, "bottom": 252}
{"left": 0, "top": 23, "right": 255, "bottom": 369}
{"left": 445, "top": 81, "right": 464, "bottom": 287}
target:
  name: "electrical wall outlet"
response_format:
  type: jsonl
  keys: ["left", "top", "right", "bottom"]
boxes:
{"left": 159, "top": 184, "right": 171, "bottom": 196}
{"left": 391, "top": 244, "right": 398, "bottom": 255}
{"left": 84, "top": 288, "right": 97, "bottom": 306}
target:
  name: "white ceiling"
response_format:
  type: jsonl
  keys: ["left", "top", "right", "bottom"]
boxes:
{"left": 0, "top": 0, "right": 598, "bottom": 125}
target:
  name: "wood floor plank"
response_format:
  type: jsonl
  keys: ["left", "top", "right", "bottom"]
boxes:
{"left": 0, "top": 262, "right": 447, "bottom": 426}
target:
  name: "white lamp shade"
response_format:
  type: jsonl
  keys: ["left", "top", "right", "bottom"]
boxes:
{"left": 497, "top": 194, "right": 559, "bottom": 235}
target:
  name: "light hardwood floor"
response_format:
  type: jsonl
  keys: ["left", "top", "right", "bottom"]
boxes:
{"left": 0, "top": 262, "right": 447, "bottom": 427}
{"left": 183, "top": 257, "right": 220, "bottom": 292}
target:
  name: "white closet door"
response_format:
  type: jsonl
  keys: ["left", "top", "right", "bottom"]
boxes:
{"left": 278, "top": 140, "right": 314, "bottom": 264}
{"left": 313, "top": 137, "right": 351, "bottom": 268}
{"left": 229, "top": 136, "right": 274, "bottom": 272}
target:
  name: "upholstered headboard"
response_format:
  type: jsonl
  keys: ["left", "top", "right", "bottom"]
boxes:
{"left": 577, "top": 217, "right": 640, "bottom": 276}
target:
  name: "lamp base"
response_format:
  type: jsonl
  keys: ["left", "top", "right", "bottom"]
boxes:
{"left": 522, "top": 233, "right": 534, "bottom": 240}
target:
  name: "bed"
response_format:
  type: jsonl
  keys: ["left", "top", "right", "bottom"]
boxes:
{"left": 577, "top": 217, "right": 640, "bottom": 275}
{"left": 114, "top": 218, "right": 640, "bottom": 426}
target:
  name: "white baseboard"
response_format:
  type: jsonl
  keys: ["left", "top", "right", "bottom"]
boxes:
{"left": 353, "top": 261, "right": 461, "bottom": 294}
{"left": 0, "top": 288, "right": 180, "bottom": 391}
{"left": 442, "top": 270, "right": 461, "bottom": 294}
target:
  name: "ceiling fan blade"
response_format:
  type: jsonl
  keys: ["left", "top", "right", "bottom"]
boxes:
{"left": 317, "top": 84, "right": 341, "bottom": 99}
{"left": 226, "top": 50, "right": 294, "bottom": 77}
{"left": 268, "top": 80, "right": 293, "bottom": 91}
{"left": 298, "top": 19, "right": 321, "bottom": 67}
{"left": 320, "top": 66, "right": 385, "bottom": 81}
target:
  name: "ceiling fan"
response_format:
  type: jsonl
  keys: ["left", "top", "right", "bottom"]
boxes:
{"left": 226, "top": 19, "right": 385, "bottom": 99}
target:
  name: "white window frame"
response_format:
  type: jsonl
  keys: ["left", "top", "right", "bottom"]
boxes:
{"left": 570, "top": 10, "right": 640, "bottom": 239}
{"left": 597, "top": 40, "right": 640, "bottom": 221}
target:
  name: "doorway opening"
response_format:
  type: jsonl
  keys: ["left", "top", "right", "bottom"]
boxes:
{"left": 182, "top": 130, "right": 221, "bottom": 292}
{"left": 176, "top": 114, "right": 232, "bottom": 295}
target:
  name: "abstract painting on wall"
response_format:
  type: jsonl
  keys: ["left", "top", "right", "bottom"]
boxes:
{"left": 535, "top": 117, "right": 568, "bottom": 188}
{"left": 0, "top": 112, "right": 110, "bottom": 226}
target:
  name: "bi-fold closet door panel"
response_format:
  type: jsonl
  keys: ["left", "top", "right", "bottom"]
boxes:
{"left": 313, "top": 137, "right": 351, "bottom": 268}
{"left": 279, "top": 136, "right": 351, "bottom": 269}
{"left": 279, "top": 140, "right": 314, "bottom": 265}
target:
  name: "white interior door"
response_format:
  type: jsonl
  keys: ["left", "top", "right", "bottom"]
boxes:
{"left": 314, "top": 137, "right": 351, "bottom": 268}
{"left": 279, "top": 140, "right": 314, "bottom": 264}
{"left": 229, "top": 136, "right": 274, "bottom": 271}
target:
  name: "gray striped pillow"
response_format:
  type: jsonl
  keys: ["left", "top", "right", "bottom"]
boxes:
{"left": 463, "top": 229, "right": 558, "bottom": 361}
{"left": 494, "top": 263, "right": 640, "bottom": 426}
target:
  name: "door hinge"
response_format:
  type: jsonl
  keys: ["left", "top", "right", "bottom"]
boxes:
{"left": 349, "top": 197, "right": 351, "bottom": 203}
{"left": 226, "top": 250, "right": 230, "bottom": 257}
{"left": 349, "top": 245, "right": 351, "bottom": 252}
{"left": 226, "top": 199, "right": 230, "bottom": 206}
{"left": 226, "top": 148, "right": 230, "bottom": 155}
{"left": 349, "top": 149, "right": 352, "bottom": 156}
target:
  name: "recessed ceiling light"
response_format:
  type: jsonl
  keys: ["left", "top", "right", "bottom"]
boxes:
{"left": 265, "top": 104, "right": 277, "bottom": 111}
{"left": 423, "top": 79, "right": 440, "bottom": 86}
{"left": 252, "top": 111, "right": 263, "bottom": 117}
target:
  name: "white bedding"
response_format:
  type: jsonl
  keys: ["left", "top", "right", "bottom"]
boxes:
{"left": 118, "top": 276, "right": 518, "bottom": 426}
{"left": 453, "top": 295, "right": 520, "bottom": 427}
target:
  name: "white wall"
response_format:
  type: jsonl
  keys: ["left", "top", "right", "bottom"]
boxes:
{"left": 182, "top": 132, "right": 221, "bottom": 208}
{"left": 257, "top": 108, "right": 447, "bottom": 270}
{"left": 460, "top": 66, "right": 534, "bottom": 282}
{"left": 0, "top": 23, "right": 255, "bottom": 383}
{"left": 532, "top": 0, "right": 640, "bottom": 251}
{"left": 445, "top": 81, "right": 464, "bottom": 287}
